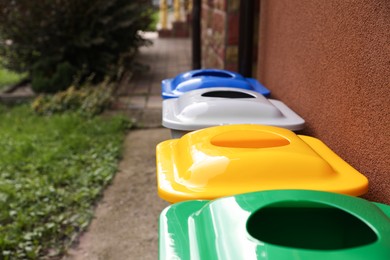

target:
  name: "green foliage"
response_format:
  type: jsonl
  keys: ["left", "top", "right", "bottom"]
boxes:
{"left": 0, "top": 63, "right": 26, "bottom": 90}
{"left": 147, "top": 10, "right": 159, "bottom": 31}
{"left": 0, "top": 104, "right": 131, "bottom": 259}
{"left": 31, "top": 62, "right": 76, "bottom": 93}
{"left": 32, "top": 81, "right": 114, "bottom": 117}
{"left": 0, "top": 0, "right": 153, "bottom": 93}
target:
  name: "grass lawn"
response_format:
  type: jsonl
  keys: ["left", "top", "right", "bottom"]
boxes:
{"left": 0, "top": 66, "right": 26, "bottom": 91}
{"left": 149, "top": 10, "right": 159, "bottom": 31}
{"left": 0, "top": 104, "right": 130, "bottom": 259}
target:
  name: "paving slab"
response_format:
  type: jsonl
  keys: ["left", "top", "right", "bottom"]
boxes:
{"left": 63, "top": 129, "right": 171, "bottom": 260}
{"left": 146, "top": 95, "right": 163, "bottom": 109}
{"left": 140, "top": 109, "right": 163, "bottom": 129}
{"left": 63, "top": 33, "right": 190, "bottom": 260}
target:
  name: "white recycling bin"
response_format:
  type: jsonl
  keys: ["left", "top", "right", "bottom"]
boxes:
{"left": 162, "top": 87, "right": 305, "bottom": 138}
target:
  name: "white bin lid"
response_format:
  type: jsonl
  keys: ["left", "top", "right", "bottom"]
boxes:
{"left": 162, "top": 87, "right": 305, "bottom": 131}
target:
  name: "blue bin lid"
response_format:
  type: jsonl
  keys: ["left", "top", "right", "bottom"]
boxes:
{"left": 161, "top": 69, "right": 271, "bottom": 99}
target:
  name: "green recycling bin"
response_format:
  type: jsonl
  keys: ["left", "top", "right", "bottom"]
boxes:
{"left": 159, "top": 190, "right": 390, "bottom": 260}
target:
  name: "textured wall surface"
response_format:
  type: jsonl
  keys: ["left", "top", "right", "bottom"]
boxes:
{"left": 201, "top": 0, "right": 240, "bottom": 70}
{"left": 258, "top": 0, "right": 390, "bottom": 203}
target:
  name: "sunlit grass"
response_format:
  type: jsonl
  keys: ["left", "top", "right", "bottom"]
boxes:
{"left": 0, "top": 66, "right": 26, "bottom": 90}
{"left": 0, "top": 104, "right": 130, "bottom": 259}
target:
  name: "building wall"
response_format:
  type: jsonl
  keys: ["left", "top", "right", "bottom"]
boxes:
{"left": 201, "top": 0, "right": 240, "bottom": 71}
{"left": 258, "top": 0, "right": 390, "bottom": 203}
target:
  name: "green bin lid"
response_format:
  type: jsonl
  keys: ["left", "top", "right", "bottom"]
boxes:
{"left": 159, "top": 190, "right": 390, "bottom": 260}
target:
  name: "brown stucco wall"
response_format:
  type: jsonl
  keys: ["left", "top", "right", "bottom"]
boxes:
{"left": 258, "top": 0, "right": 390, "bottom": 203}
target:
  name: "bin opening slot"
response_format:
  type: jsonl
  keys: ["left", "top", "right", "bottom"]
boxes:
{"left": 210, "top": 130, "right": 290, "bottom": 148}
{"left": 192, "top": 71, "right": 233, "bottom": 78}
{"left": 246, "top": 201, "right": 377, "bottom": 250}
{"left": 201, "top": 90, "right": 255, "bottom": 99}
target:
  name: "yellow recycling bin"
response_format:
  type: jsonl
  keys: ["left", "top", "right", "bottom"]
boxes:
{"left": 156, "top": 125, "right": 368, "bottom": 203}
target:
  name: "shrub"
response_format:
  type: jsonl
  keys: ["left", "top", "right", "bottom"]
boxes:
{"left": 0, "top": 0, "right": 153, "bottom": 93}
{"left": 32, "top": 80, "right": 114, "bottom": 117}
{"left": 31, "top": 62, "right": 77, "bottom": 93}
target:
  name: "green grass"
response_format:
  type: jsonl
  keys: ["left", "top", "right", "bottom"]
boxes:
{"left": 147, "top": 9, "right": 159, "bottom": 31}
{"left": 0, "top": 66, "right": 26, "bottom": 91}
{"left": 0, "top": 105, "right": 130, "bottom": 259}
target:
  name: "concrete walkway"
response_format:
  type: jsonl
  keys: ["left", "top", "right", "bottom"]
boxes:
{"left": 63, "top": 33, "right": 191, "bottom": 260}
{"left": 115, "top": 32, "right": 191, "bottom": 128}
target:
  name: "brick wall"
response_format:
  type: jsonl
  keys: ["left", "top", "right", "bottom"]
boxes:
{"left": 201, "top": 0, "right": 240, "bottom": 71}
{"left": 200, "top": 0, "right": 260, "bottom": 73}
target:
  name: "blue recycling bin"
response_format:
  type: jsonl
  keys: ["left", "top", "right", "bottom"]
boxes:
{"left": 161, "top": 69, "right": 270, "bottom": 99}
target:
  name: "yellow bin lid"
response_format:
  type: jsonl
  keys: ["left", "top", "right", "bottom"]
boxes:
{"left": 156, "top": 125, "right": 368, "bottom": 203}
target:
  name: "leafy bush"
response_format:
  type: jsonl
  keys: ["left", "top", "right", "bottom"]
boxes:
{"left": 0, "top": 105, "right": 131, "bottom": 259}
{"left": 32, "top": 80, "right": 114, "bottom": 117}
{"left": 0, "top": 0, "right": 153, "bottom": 93}
{"left": 31, "top": 62, "right": 77, "bottom": 93}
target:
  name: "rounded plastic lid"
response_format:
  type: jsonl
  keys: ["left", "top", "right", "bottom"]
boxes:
{"left": 156, "top": 125, "right": 368, "bottom": 203}
{"left": 159, "top": 190, "right": 390, "bottom": 260}
{"left": 161, "top": 69, "right": 270, "bottom": 98}
{"left": 163, "top": 87, "right": 305, "bottom": 131}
